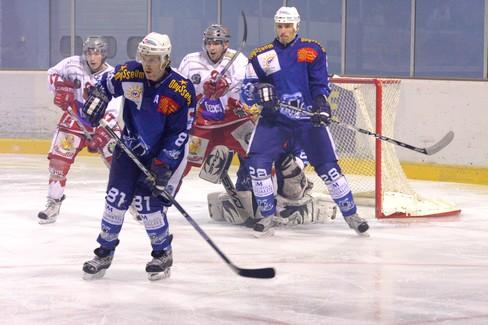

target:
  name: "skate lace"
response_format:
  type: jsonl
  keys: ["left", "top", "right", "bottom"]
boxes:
{"left": 149, "top": 251, "right": 172, "bottom": 268}
{"left": 345, "top": 214, "right": 365, "bottom": 228}
{"left": 45, "top": 198, "right": 58, "bottom": 208}
{"left": 89, "top": 255, "right": 113, "bottom": 268}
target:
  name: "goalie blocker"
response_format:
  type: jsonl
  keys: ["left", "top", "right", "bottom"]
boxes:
{"left": 202, "top": 146, "right": 337, "bottom": 226}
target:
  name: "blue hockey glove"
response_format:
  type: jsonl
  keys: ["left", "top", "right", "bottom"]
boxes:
{"left": 255, "top": 83, "right": 278, "bottom": 112}
{"left": 201, "top": 97, "right": 225, "bottom": 121}
{"left": 311, "top": 95, "right": 331, "bottom": 127}
{"left": 146, "top": 159, "right": 173, "bottom": 207}
{"left": 81, "top": 86, "right": 109, "bottom": 127}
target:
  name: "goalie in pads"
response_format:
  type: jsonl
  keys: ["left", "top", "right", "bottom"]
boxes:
{"left": 205, "top": 147, "right": 337, "bottom": 226}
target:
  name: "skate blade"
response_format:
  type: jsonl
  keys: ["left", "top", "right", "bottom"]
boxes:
{"left": 147, "top": 268, "right": 171, "bottom": 281}
{"left": 83, "top": 269, "right": 106, "bottom": 280}
{"left": 38, "top": 217, "right": 56, "bottom": 225}
{"left": 356, "top": 230, "right": 370, "bottom": 237}
{"left": 252, "top": 228, "right": 275, "bottom": 238}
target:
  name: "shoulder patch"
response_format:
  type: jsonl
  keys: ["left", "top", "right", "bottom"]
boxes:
{"left": 248, "top": 43, "right": 274, "bottom": 60}
{"left": 297, "top": 47, "right": 318, "bottom": 63}
{"left": 168, "top": 78, "right": 193, "bottom": 106}
{"left": 114, "top": 64, "right": 145, "bottom": 81}
{"left": 300, "top": 38, "right": 327, "bottom": 53}
{"left": 158, "top": 96, "right": 180, "bottom": 115}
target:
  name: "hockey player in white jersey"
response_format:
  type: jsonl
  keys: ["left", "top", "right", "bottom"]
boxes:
{"left": 38, "top": 36, "right": 122, "bottom": 224}
{"left": 178, "top": 24, "right": 257, "bottom": 225}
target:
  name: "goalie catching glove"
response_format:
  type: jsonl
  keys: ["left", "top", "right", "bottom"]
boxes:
{"left": 81, "top": 86, "right": 110, "bottom": 127}
{"left": 145, "top": 159, "right": 173, "bottom": 207}
{"left": 310, "top": 95, "right": 331, "bottom": 127}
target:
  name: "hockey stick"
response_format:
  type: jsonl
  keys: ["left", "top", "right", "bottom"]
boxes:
{"left": 277, "top": 101, "right": 454, "bottom": 156}
{"left": 66, "top": 105, "right": 111, "bottom": 168}
{"left": 99, "top": 120, "right": 275, "bottom": 279}
{"left": 217, "top": 10, "right": 247, "bottom": 79}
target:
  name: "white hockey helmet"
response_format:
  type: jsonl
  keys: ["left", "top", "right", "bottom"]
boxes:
{"left": 83, "top": 36, "right": 107, "bottom": 60}
{"left": 274, "top": 6, "right": 300, "bottom": 30}
{"left": 136, "top": 32, "right": 172, "bottom": 69}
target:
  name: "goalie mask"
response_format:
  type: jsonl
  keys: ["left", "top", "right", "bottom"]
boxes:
{"left": 137, "top": 32, "right": 172, "bottom": 71}
{"left": 202, "top": 24, "right": 230, "bottom": 63}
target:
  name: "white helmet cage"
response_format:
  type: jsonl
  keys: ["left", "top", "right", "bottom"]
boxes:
{"left": 274, "top": 6, "right": 301, "bottom": 31}
{"left": 83, "top": 36, "right": 108, "bottom": 61}
{"left": 136, "top": 32, "right": 172, "bottom": 70}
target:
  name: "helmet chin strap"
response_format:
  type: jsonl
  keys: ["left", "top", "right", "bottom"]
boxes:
{"left": 159, "top": 56, "right": 170, "bottom": 71}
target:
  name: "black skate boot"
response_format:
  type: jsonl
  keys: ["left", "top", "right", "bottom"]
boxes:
{"left": 38, "top": 195, "right": 65, "bottom": 224}
{"left": 82, "top": 246, "right": 115, "bottom": 280}
{"left": 253, "top": 216, "right": 275, "bottom": 237}
{"left": 344, "top": 213, "right": 369, "bottom": 236}
{"left": 146, "top": 248, "right": 173, "bottom": 281}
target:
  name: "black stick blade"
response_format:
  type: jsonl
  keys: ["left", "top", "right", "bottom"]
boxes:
{"left": 237, "top": 267, "right": 276, "bottom": 279}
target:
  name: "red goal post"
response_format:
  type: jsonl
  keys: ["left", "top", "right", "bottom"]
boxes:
{"left": 305, "top": 77, "right": 461, "bottom": 219}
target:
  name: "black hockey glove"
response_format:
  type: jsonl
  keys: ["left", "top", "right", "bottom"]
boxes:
{"left": 82, "top": 86, "right": 109, "bottom": 127}
{"left": 145, "top": 159, "right": 173, "bottom": 207}
{"left": 255, "top": 83, "right": 279, "bottom": 112}
{"left": 310, "top": 95, "right": 332, "bottom": 127}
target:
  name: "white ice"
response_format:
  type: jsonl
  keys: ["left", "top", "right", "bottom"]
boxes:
{"left": 1, "top": 154, "right": 488, "bottom": 325}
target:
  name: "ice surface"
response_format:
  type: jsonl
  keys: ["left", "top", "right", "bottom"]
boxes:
{"left": 1, "top": 154, "right": 487, "bottom": 324}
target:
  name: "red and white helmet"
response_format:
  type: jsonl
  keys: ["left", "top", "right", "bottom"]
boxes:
{"left": 274, "top": 6, "right": 300, "bottom": 31}
{"left": 137, "top": 32, "right": 172, "bottom": 69}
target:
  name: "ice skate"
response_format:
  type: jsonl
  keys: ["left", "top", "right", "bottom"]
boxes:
{"left": 344, "top": 213, "right": 369, "bottom": 236}
{"left": 146, "top": 248, "right": 173, "bottom": 281}
{"left": 82, "top": 247, "right": 114, "bottom": 280}
{"left": 38, "top": 195, "right": 65, "bottom": 224}
{"left": 253, "top": 216, "right": 275, "bottom": 238}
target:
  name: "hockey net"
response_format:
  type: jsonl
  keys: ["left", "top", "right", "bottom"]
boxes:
{"left": 305, "top": 77, "right": 460, "bottom": 218}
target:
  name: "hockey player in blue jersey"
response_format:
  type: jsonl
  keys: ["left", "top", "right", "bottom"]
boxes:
{"left": 80, "top": 32, "right": 196, "bottom": 280}
{"left": 241, "top": 6, "right": 369, "bottom": 235}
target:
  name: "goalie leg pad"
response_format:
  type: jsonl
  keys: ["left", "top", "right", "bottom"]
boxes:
{"left": 275, "top": 194, "right": 337, "bottom": 225}
{"left": 207, "top": 191, "right": 255, "bottom": 225}
{"left": 208, "top": 192, "right": 225, "bottom": 222}
{"left": 276, "top": 154, "right": 313, "bottom": 200}
{"left": 199, "top": 145, "right": 234, "bottom": 184}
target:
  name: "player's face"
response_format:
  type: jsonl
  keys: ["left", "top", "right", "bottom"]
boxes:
{"left": 85, "top": 49, "right": 104, "bottom": 73}
{"left": 275, "top": 23, "right": 297, "bottom": 45}
{"left": 140, "top": 54, "right": 165, "bottom": 81}
{"left": 205, "top": 40, "right": 228, "bottom": 63}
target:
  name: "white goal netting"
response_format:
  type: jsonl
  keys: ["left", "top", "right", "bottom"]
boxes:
{"left": 306, "top": 77, "right": 460, "bottom": 218}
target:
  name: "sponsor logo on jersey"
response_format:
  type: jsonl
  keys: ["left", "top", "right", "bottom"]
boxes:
{"left": 168, "top": 79, "right": 192, "bottom": 106}
{"left": 158, "top": 96, "right": 180, "bottom": 115}
{"left": 257, "top": 50, "right": 281, "bottom": 76}
{"left": 163, "top": 148, "right": 181, "bottom": 160}
{"left": 122, "top": 82, "right": 144, "bottom": 110}
{"left": 297, "top": 47, "right": 318, "bottom": 63}
{"left": 248, "top": 43, "right": 274, "bottom": 60}
{"left": 127, "top": 84, "right": 143, "bottom": 102}
{"left": 60, "top": 134, "right": 75, "bottom": 151}
{"left": 188, "top": 135, "right": 202, "bottom": 155}
{"left": 190, "top": 73, "right": 201, "bottom": 84}
{"left": 114, "top": 64, "right": 145, "bottom": 81}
